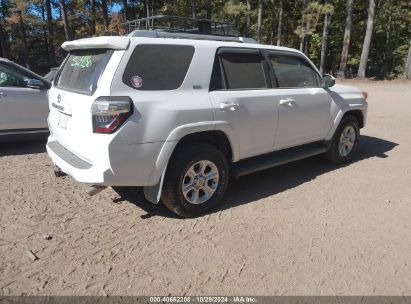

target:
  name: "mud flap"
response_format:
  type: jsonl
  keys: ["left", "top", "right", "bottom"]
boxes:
{"left": 143, "top": 167, "right": 167, "bottom": 204}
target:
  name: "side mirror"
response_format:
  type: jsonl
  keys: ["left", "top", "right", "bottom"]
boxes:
{"left": 322, "top": 74, "right": 335, "bottom": 88}
{"left": 27, "top": 79, "right": 46, "bottom": 90}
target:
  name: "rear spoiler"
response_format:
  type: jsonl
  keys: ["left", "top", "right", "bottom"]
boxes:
{"left": 62, "top": 37, "right": 130, "bottom": 51}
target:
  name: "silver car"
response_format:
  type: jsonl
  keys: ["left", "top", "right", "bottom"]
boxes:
{"left": 0, "top": 58, "right": 51, "bottom": 142}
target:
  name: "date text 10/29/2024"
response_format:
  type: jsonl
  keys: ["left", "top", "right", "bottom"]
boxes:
{"left": 149, "top": 296, "right": 258, "bottom": 303}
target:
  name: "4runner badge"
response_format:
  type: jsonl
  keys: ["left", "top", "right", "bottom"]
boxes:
{"left": 131, "top": 76, "right": 143, "bottom": 88}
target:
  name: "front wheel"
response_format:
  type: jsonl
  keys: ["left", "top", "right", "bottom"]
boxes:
{"left": 161, "top": 143, "right": 229, "bottom": 217}
{"left": 325, "top": 115, "right": 360, "bottom": 164}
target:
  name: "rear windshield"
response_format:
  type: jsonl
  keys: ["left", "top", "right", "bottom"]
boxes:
{"left": 56, "top": 49, "right": 112, "bottom": 95}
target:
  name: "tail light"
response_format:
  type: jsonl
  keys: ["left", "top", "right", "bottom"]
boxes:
{"left": 91, "top": 96, "right": 133, "bottom": 134}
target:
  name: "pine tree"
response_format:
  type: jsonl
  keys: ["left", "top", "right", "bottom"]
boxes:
{"left": 319, "top": 1, "right": 334, "bottom": 75}
{"left": 405, "top": 40, "right": 411, "bottom": 80}
{"left": 337, "top": 0, "right": 353, "bottom": 78}
{"left": 357, "top": 0, "right": 376, "bottom": 79}
{"left": 60, "top": 0, "right": 72, "bottom": 40}
{"left": 277, "top": 0, "right": 284, "bottom": 46}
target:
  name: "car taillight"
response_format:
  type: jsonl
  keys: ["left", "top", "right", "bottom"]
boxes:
{"left": 91, "top": 97, "right": 133, "bottom": 134}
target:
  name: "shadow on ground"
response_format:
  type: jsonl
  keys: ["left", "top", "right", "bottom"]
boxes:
{"left": 103, "top": 135, "right": 398, "bottom": 218}
{"left": 221, "top": 135, "right": 397, "bottom": 212}
{"left": 0, "top": 140, "right": 47, "bottom": 157}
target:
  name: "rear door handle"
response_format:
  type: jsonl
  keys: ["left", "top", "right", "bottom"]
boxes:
{"left": 0, "top": 92, "right": 6, "bottom": 98}
{"left": 220, "top": 102, "right": 240, "bottom": 112}
{"left": 279, "top": 98, "right": 295, "bottom": 106}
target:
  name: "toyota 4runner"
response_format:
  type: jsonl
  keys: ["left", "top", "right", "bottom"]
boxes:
{"left": 46, "top": 19, "right": 368, "bottom": 217}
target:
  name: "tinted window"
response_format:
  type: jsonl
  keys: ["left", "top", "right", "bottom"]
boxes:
{"left": 56, "top": 49, "right": 112, "bottom": 95}
{"left": 123, "top": 44, "right": 195, "bottom": 90}
{"left": 220, "top": 52, "right": 267, "bottom": 89}
{"left": 209, "top": 55, "right": 223, "bottom": 91}
{"left": 0, "top": 64, "right": 27, "bottom": 87}
{"left": 269, "top": 55, "right": 320, "bottom": 88}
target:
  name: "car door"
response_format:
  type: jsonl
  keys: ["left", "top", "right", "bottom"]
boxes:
{"left": 266, "top": 51, "right": 333, "bottom": 150}
{"left": 0, "top": 62, "right": 48, "bottom": 131}
{"left": 209, "top": 48, "right": 280, "bottom": 160}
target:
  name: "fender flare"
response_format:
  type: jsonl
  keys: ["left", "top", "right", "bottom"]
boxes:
{"left": 144, "top": 121, "right": 239, "bottom": 204}
{"left": 325, "top": 104, "right": 365, "bottom": 141}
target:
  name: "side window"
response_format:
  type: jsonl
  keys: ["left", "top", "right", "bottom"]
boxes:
{"left": 0, "top": 64, "right": 27, "bottom": 88}
{"left": 122, "top": 44, "right": 195, "bottom": 91}
{"left": 219, "top": 51, "right": 267, "bottom": 90}
{"left": 269, "top": 54, "right": 321, "bottom": 88}
{"left": 209, "top": 55, "right": 223, "bottom": 91}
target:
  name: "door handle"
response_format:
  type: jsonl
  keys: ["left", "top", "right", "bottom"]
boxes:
{"left": 220, "top": 102, "right": 240, "bottom": 112}
{"left": 279, "top": 98, "right": 295, "bottom": 106}
{"left": 0, "top": 92, "right": 6, "bottom": 98}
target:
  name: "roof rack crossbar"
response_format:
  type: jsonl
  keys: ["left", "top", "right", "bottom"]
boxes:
{"left": 124, "top": 15, "right": 240, "bottom": 37}
{"left": 128, "top": 30, "right": 249, "bottom": 43}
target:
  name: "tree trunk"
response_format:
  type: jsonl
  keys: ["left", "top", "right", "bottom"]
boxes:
{"left": 168, "top": 0, "right": 174, "bottom": 15}
{"left": 102, "top": 0, "right": 109, "bottom": 30}
{"left": 256, "top": 0, "right": 263, "bottom": 43}
{"left": 131, "top": 0, "right": 137, "bottom": 20}
{"left": 304, "top": 26, "right": 310, "bottom": 54}
{"left": 383, "top": 2, "right": 392, "bottom": 78}
{"left": 319, "top": 0, "right": 331, "bottom": 75}
{"left": 246, "top": 0, "right": 252, "bottom": 35}
{"left": 123, "top": 0, "right": 129, "bottom": 20}
{"left": 205, "top": 0, "right": 211, "bottom": 19}
{"left": 277, "top": 0, "right": 283, "bottom": 46}
{"left": 0, "top": 2, "right": 10, "bottom": 59}
{"left": 357, "top": 0, "right": 376, "bottom": 79}
{"left": 269, "top": 0, "right": 274, "bottom": 45}
{"left": 337, "top": 0, "right": 353, "bottom": 78}
{"left": 90, "top": 0, "right": 96, "bottom": 35}
{"left": 0, "top": 19, "right": 10, "bottom": 59}
{"left": 300, "top": 23, "right": 308, "bottom": 53}
{"left": 146, "top": 0, "right": 150, "bottom": 18}
{"left": 16, "top": 10, "right": 30, "bottom": 69}
{"left": 46, "top": 0, "right": 55, "bottom": 65}
{"left": 284, "top": 10, "right": 288, "bottom": 45}
{"left": 191, "top": 0, "right": 196, "bottom": 19}
{"left": 61, "top": 0, "right": 72, "bottom": 41}
{"left": 404, "top": 40, "right": 411, "bottom": 80}
{"left": 40, "top": 2, "right": 50, "bottom": 65}
{"left": 299, "top": 0, "right": 308, "bottom": 53}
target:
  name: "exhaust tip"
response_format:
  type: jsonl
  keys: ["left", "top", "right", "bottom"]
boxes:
{"left": 53, "top": 165, "right": 66, "bottom": 177}
{"left": 86, "top": 185, "right": 107, "bottom": 196}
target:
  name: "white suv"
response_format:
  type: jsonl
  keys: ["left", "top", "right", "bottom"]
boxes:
{"left": 46, "top": 30, "right": 368, "bottom": 217}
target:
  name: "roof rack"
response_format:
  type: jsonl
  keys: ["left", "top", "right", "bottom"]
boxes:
{"left": 124, "top": 15, "right": 257, "bottom": 44}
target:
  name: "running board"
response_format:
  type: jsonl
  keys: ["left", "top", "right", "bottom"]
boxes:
{"left": 0, "top": 128, "right": 49, "bottom": 136}
{"left": 230, "top": 143, "right": 328, "bottom": 179}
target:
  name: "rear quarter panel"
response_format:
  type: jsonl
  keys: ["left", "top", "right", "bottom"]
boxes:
{"left": 110, "top": 40, "right": 217, "bottom": 145}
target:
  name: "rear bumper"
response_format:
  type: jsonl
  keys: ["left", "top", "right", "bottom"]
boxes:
{"left": 46, "top": 136, "right": 165, "bottom": 187}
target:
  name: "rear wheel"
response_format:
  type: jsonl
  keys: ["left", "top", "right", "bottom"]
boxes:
{"left": 161, "top": 143, "right": 229, "bottom": 217}
{"left": 325, "top": 115, "right": 360, "bottom": 164}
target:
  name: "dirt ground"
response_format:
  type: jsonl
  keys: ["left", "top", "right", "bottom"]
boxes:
{"left": 0, "top": 80, "right": 410, "bottom": 296}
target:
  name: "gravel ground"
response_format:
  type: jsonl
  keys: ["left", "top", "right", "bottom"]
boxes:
{"left": 0, "top": 80, "right": 410, "bottom": 296}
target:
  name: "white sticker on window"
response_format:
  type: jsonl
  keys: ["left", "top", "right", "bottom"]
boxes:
{"left": 131, "top": 76, "right": 143, "bottom": 88}
{"left": 70, "top": 55, "right": 93, "bottom": 68}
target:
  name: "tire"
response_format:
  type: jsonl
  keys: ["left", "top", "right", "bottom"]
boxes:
{"left": 161, "top": 143, "right": 229, "bottom": 217}
{"left": 325, "top": 115, "right": 360, "bottom": 164}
